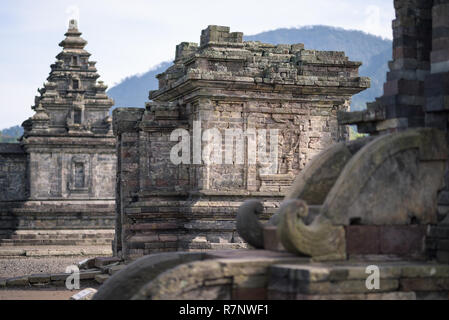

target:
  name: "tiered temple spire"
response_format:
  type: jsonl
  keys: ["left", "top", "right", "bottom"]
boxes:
{"left": 23, "top": 19, "right": 113, "bottom": 137}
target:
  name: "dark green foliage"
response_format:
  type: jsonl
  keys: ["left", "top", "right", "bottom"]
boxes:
{"left": 0, "top": 125, "right": 22, "bottom": 143}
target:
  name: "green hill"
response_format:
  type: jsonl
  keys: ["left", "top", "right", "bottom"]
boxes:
{"left": 0, "top": 125, "right": 22, "bottom": 143}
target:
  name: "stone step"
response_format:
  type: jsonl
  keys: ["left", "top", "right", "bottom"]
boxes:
{"left": 0, "top": 238, "right": 113, "bottom": 246}
{"left": 4, "top": 233, "right": 114, "bottom": 240}
{"left": 0, "top": 229, "right": 114, "bottom": 236}
{"left": 0, "top": 229, "right": 114, "bottom": 246}
{"left": 0, "top": 245, "right": 113, "bottom": 257}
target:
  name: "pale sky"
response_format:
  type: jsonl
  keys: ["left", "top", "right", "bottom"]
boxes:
{"left": 0, "top": 0, "right": 395, "bottom": 129}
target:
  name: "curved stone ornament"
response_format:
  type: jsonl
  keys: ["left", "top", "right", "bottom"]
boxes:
{"left": 93, "top": 252, "right": 205, "bottom": 300}
{"left": 274, "top": 128, "right": 448, "bottom": 260}
{"left": 277, "top": 199, "right": 346, "bottom": 260}
{"left": 236, "top": 200, "right": 266, "bottom": 249}
{"left": 284, "top": 142, "right": 354, "bottom": 204}
{"left": 321, "top": 128, "right": 448, "bottom": 225}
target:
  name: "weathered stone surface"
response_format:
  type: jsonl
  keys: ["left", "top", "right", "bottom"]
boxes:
{"left": 277, "top": 199, "right": 346, "bottom": 260}
{"left": 400, "top": 278, "right": 449, "bottom": 291}
{"left": 285, "top": 279, "right": 400, "bottom": 295}
{"left": 335, "top": 0, "right": 449, "bottom": 264}
{"left": 105, "top": 265, "right": 123, "bottom": 276}
{"left": 28, "top": 274, "right": 51, "bottom": 284}
{"left": 0, "top": 146, "right": 27, "bottom": 201}
{"left": 95, "top": 274, "right": 110, "bottom": 284}
{"left": 93, "top": 252, "right": 206, "bottom": 300}
{"left": 79, "top": 269, "right": 101, "bottom": 280}
{"left": 269, "top": 263, "right": 403, "bottom": 285}
{"left": 284, "top": 141, "right": 354, "bottom": 205}
{"left": 50, "top": 273, "right": 70, "bottom": 282}
{"left": 401, "top": 263, "right": 449, "bottom": 278}
{"left": 6, "top": 276, "right": 29, "bottom": 286}
{"left": 267, "top": 260, "right": 449, "bottom": 298}
{"left": 380, "top": 225, "right": 426, "bottom": 255}
{"left": 259, "top": 127, "right": 448, "bottom": 260}
{"left": 270, "top": 292, "right": 416, "bottom": 300}
{"left": 322, "top": 128, "right": 447, "bottom": 226}
{"left": 70, "top": 288, "right": 98, "bottom": 300}
{"left": 78, "top": 257, "right": 96, "bottom": 270}
{"left": 263, "top": 226, "right": 285, "bottom": 252}
{"left": 232, "top": 288, "right": 267, "bottom": 300}
{"left": 270, "top": 264, "right": 332, "bottom": 282}
{"left": 131, "top": 252, "right": 305, "bottom": 300}
{"left": 96, "top": 249, "right": 449, "bottom": 300}
{"left": 346, "top": 226, "right": 380, "bottom": 255}
{"left": 0, "top": 248, "right": 26, "bottom": 256}
{"left": 94, "top": 257, "right": 121, "bottom": 268}
{"left": 204, "top": 249, "right": 296, "bottom": 260}
{"left": 236, "top": 200, "right": 265, "bottom": 249}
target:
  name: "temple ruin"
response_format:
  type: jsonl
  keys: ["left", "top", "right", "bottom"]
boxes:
{"left": 95, "top": 0, "right": 449, "bottom": 301}
{"left": 0, "top": 20, "right": 116, "bottom": 247}
{"left": 113, "top": 25, "right": 369, "bottom": 260}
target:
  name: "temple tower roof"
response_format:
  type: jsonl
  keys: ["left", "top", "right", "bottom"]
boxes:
{"left": 58, "top": 19, "right": 88, "bottom": 50}
{"left": 22, "top": 19, "right": 114, "bottom": 139}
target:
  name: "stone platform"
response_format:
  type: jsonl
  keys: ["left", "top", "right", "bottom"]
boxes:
{"left": 93, "top": 250, "right": 449, "bottom": 300}
{"left": 0, "top": 245, "right": 112, "bottom": 257}
{"left": 268, "top": 260, "right": 449, "bottom": 300}
{"left": 0, "top": 230, "right": 114, "bottom": 247}
{"left": 0, "top": 200, "right": 115, "bottom": 247}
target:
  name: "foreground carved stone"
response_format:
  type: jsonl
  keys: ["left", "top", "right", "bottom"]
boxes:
{"left": 94, "top": 249, "right": 449, "bottom": 300}
{"left": 93, "top": 252, "right": 205, "bottom": 300}
{"left": 238, "top": 128, "right": 449, "bottom": 260}
{"left": 337, "top": 0, "right": 449, "bottom": 264}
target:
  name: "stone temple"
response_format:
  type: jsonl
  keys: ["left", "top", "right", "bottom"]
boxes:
{"left": 94, "top": 0, "right": 449, "bottom": 301}
{"left": 113, "top": 25, "right": 369, "bottom": 260}
{"left": 0, "top": 20, "right": 116, "bottom": 247}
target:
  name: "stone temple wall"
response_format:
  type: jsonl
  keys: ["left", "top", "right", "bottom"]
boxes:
{"left": 114, "top": 25, "right": 369, "bottom": 260}
{"left": 0, "top": 144, "right": 27, "bottom": 201}
{"left": 27, "top": 147, "right": 116, "bottom": 200}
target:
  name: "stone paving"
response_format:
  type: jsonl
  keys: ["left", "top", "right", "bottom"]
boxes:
{"left": 0, "top": 255, "right": 124, "bottom": 289}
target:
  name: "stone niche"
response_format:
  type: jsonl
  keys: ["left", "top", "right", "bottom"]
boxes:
{"left": 113, "top": 25, "right": 369, "bottom": 260}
